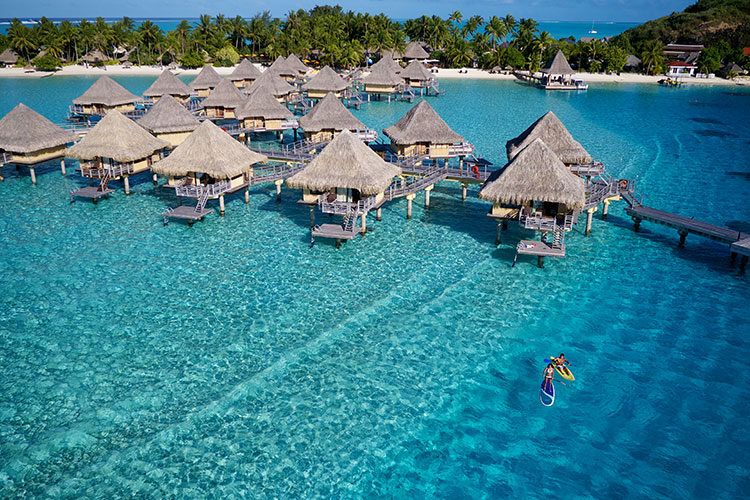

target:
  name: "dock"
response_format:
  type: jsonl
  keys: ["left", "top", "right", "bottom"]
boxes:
{"left": 70, "top": 186, "right": 114, "bottom": 201}
{"left": 162, "top": 205, "right": 213, "bottom": 223}
{"left": 312, "top": 223, "right": 361, "bottom": 240}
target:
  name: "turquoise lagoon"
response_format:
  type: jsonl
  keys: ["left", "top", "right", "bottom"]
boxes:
{"left": 0, "top": 76, "right": 749, "bottom": 499}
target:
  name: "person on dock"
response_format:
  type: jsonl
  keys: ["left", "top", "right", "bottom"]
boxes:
{"left": 543, "top": 363, "right": 555, "bottom": 392}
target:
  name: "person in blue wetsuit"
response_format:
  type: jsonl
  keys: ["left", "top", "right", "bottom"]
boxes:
{"left": 543, "top": 363, "right": 555, "bottom": 392}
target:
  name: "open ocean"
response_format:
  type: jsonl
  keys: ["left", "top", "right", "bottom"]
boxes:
{"left": 0, "top": 75, "right": 749, "bottom": 498}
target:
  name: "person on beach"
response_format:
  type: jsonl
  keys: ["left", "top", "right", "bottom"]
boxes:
{"left": 543, "top": 363, "right": 554, "bottom": 391}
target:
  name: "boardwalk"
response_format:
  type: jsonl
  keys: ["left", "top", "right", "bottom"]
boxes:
{"left": 624, "top": 205, "right": 748, "bottom": 244}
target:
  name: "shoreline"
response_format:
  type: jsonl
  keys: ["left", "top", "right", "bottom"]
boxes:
{"left": 0, "top": 64, "right": 745, "bottom": 87}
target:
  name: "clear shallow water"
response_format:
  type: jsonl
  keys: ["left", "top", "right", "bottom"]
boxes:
{"left": 0, "top": 76, "right": 749, "bottom": 499}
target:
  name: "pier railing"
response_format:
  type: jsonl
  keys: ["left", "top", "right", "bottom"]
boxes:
{"left": 319, "top": 196, "right": 377, "bottom": 216}
{"left": 80, "top": 161, "right": 135, "bottom": 179}
{"left": 175, "top": 180, "right": 231, "bottom": 198}
{"left": 251, "top": 162, "right": 306, "bottom": 184}
{"left": 446, "top": 143, "right": 474, "bottom": 156}
{"left": 519, "top": 212, "right": 576, "bottom": 232}
{"left": 570, "top": 161, "right": 605, "bottom": 176}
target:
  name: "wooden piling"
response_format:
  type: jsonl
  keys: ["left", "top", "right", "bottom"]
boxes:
{"left": 123, "top": 176, "right": 130, "bottom": 195}
{"left": 275, "top": 180, "right": 283, "bottom": 201}
{"left": 538, "top": 256, "right": 545, "bottom": 268}
{"left": 406, "top": 193, "right": 415, "bottom": 219}
{"left": 376, "top": 207, "right": 382, "bottom": 221}
{"left": 495, "top": 223, "right": 502, "bottom": 245}
{"left": 244, "top": 187, "right": 250, "bottom": 204}
{"left": 678, "top": 230, "right": 688, "bottom": 247}
{"left": 602, "top": 200, "right": 609, "bottom": 220}
{"left": 29, "top": 167, "right": 37, "bottom": 185}
{"left": 633, "top": 217, "right": 642, "bottom": 232}
{"left": 585, "top": 208, "right": 594, "bottom": 235}
{"left": 361, "top": 213, "right": 367, "bottom": 234}
{"left": 152, "top": 173, "right": 158, "bottom": 186}
{"left": 424, "top": 185, "right": 432, "bottom": 208}
{"left": 310, "top": 207, "right": 315, "bottom": 228}
{"left": 741, "top": 255, "right": 748, "bottom": 272}
{"left": 219, "top": 194, "right": 225, "bottom": 216}
{"left": 60, "top": 159, "right": 66, "bottom": 176}
{"left": 461, "top": 183, "right": 467, "bottom": 201}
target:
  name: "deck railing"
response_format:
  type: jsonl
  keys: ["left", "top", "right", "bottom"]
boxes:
{"left": 251, "top": 163, "right": 306, "bottom": 184}
{"left": 175, "top": 180, "right": 231, "bottom": 198}
{"left": 519, "top": 212, "right": 576, "bottom": 232}
{"left": 570, "top": 161, "right": 605, "bottom": 176}
{"left": 447, "top": 143, "right": 474, "bottom": 156}
{"left": 319, "top": 196, "right": 377, "bottom": 216}
{"left": 80, "top": 161, "right": 135, "bottom": 178}
{"left": 0, "top": 151, "right": 11, "bottom": 165}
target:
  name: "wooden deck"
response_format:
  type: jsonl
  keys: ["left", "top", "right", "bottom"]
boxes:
{"left": 312, "top": 224, "right": 360, "bottom": 240}
{"left": 625, "top": 205, "right": 748, "bottom": 243}
{"left": 516, "top": 240, "right": 566, "bottom": 258}
{"left": 163, "top": 206, "right": 213, "bottom": 221}
{"left": 70, "top": 186, "right": 114, "bottom": 200}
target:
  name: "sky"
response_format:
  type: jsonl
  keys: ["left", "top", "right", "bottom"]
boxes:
{"left": 1, "top": 0, "right": 696, "bottom": 23}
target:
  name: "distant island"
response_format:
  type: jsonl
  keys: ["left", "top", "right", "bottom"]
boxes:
{"left": 0, "top": 1, "right": 747, "bottom": 78}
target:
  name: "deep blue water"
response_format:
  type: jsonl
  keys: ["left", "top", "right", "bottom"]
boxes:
{"left": 0, "top": 75, "right": 749, "bottom": 499}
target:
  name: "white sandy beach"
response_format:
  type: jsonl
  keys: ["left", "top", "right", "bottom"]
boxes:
{"left": 0, "top": 63, "right": 745, "bottom": 87}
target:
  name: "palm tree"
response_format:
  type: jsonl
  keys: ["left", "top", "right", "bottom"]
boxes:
{"left": 448, "top": 11, "right": 463, "bottom": 29}
{"left": 502, "top": 15, "right": 516, "bottom": 43}
{"left": 533, "top": 31, "right": 553, "bottom": 70}
{"left": 58, "top": 20, "right": 78, "bottom": 61}
{"left": 7, "top": 19, "right": 37, "bottom": 60}
{"left": 175, "top": 20, "right": 191, "bottom": 55}
{"left": 640, "top": 40, "right": 664, "bottom": 75}
{"left": 193, "top": 14, "right": 216, "bottom": 48}
{"left": 228, "top": 16, "right": 248, "bottom": 50}
{"left": 485, "top": 16, "right": 505, "bottom": 50}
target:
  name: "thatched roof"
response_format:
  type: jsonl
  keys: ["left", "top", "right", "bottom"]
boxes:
{"left": 137, "top": 94, "right": 200, "bottom": 134}
{"left": 372, "top": 54, "right": 402, "bottom": 74}
{"left": 66, "top": 110, "right": 168, "bottom": 162}
{"left": 81, "top": 49, "right": 109, "bottom": 63}
{"left": 506, "top": 111, "right": 591, "bottom": 165}
{"left": 143, "top": 70, "right": 191, "bottom": 98}
{"left": 248, "top": 70, "right": 297, "bottom": 97}
{"left": 200, "top": 78, "right": 246, "bottom": 109}
{"left": 298, "top": 93, "right": 366, "bottom": 133}
{"left": 150, "top": 120, "right": 267, "bottom": 179}
{"left": 0, "top": 103, "right": 77, "bottom": 153}
{"left": 268, "top": 56, "right": 295, "bottom": 77}
{"left": 0, "top": 48, "right": 19, "bottom": 64}
{"left": 382, "top": 48, "right": 404, "bottom": 60}
{"left": 404, "top": 41, "right": 429, "bottom": 60}
{"left": 285, "top": 53, "right": 309, "bottom": 74}
{"left": 189, "top": 65, "right": 222, "bottom": 90}
{"left": 302, "top": 66, "right": 349, "bottom": 93}
{"left": 362, "top": 65, "right": 403, "bottom": 86}
{"left": 73, "top": 76, "right": 139, "bottom": 106}
{"left": 286, "top": 130, "right": 401, "bottom": 195}
{"left": 230, "top": 59, "right": 262, "bottom": 82}
{"left": 478, "top": 138, "right": 585, "bottom": 208}
{"left": 383, "top": 100, "right": 463, "bottom": 145}
{"left": 236, "top": 87, "right": 293, "bottom": 120}
{"left": 625, "top": 54, "right": 641, "bottom": 68}
{"left": 541, "top": 50, "right": 574, "bottom": 75}
{"left": 400, "top": 60, "right": 432, "bottom": 81}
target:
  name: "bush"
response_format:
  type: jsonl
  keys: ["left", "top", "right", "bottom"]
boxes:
{"left": 180, "top": 49, "right": 205, "bottom": 68}
{"left": 32, "top": 54, "right": 61, "bottom": 71}
{"left": 214, "top": 46, "right": 240, "bottom": 66}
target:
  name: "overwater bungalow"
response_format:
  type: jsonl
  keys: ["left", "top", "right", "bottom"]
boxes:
{"left": 506, "top": 111, "right": 592, "bottom": 167}
{"left": 302, "top": 66, "right": 349, "bottom": 100}
{"left": 286, "top": 130, "right": 401, "bottom": 241}
{"left": 0, "top": 48, "right": 19, "bottom": 67}
{"left": 268, "top": 56, "right": 296, "bottom": 82}
{"left": 189, "top": 65, "right": 222, "bottom": 98}
{"left": 298, "top": 92, "right": 374, "bottom": 143}
{"left": 361, "top": 65, "right": 404, "bottom": 102}
{"left": 371, "top": 54, "right": 402, "bottom": 74}
{"left": 400, "top": 60, "right": 434, "bottom": 93}
{"left": 285, "top": 53, "right": 309, "bottom": 76}
{"left": 137, "top": 95, "right": 200, "bottom": 148}
{"left": 236, "top": 87, "right": 297, "bottom": 137}
{"left": 71, "top": 76, "right": 140, "bottom": 117}
{"left": 143, "top": 70, "right": 192, "bottom": 103}
{"left": 383, "top": 100, "right": 471, "bottom": 158}
{"left": 403, "top": 41, "right": 429, "bottom": 62}
{"left": 66, "top": 110, "right": 168, "bottom": 200}
{"left": 479, "top": 138, "right": 585, "bottom": 266}
{"left": 539, "top": 50, "right": 578, "bottom": 90}
{"left": 229, "top": 59, "right": 262, "bottom": 88}
{"left": 248, "top": 70, "right": 298, "bottom": 103}
{"left": 0, "top": 103, "right": 77, "bottom": 184}
{"left": 200, "top": 78, "right": 246, "bottom": 119}
{"left": 152, "top": 120, "right": 268, "bottom": 221}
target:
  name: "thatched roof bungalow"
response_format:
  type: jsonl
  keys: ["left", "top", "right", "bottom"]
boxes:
{"left": 236, "top": 87, "right": 295, "bottom": 132}
{"left": 72, "top": 76, "right": 140, "bottom": 116}
{"left": 400, "top": 60, "right": 432, "bottom": 88}
{"left": 248, "top": 70, "right": 298, "bottom": 102}
{"left": 151, "top": 120, "right": 267, "bottom": 210}
{"left": 540, "top": 50, "right": 575, "bottom": 88}
{"left": 285, "top": 53, "right": 309, "bottom": 76}
{"left": 403, "top": 41, "right": 429, "bottom": 61}
{"left": 143, "top": 70, "right": 192, "bottom": 102}
{"left": 268, "top": 56, "right": 296, "bottom": 81}
{"left": 0, "top": 103, "right": 77, "bottom": 183}
{"left": 479, "top": 138, "right": 585, "bottom": 221}
{"left": 506, "top": 111, "right": 591, "bottom": 165}
{"left": 229, "top": 59, "right": 262, "bottom": 88}
{"left": 80, "top": 49, "right": 109, "bottom": 64}
{"left": 302, "top": 66, "right": 349, "bottom": 99}
{"left": 66, "top": 110, "right": 168, "bottom": 194}
{"left": 362, "top": 65, "right": 403, "bottom": 98}
{"left": 137, "top": 95, "right": 200, "bottom": 147}
{"left": 298, "top": 92, "right": 368, "bottom": 143}
{"left": 0, "top": 48, "right": 19, "bottom": 67}
{"left": 383, "top": 100, "right": 466, "bottom": 158}
{"left": 189, "top": 65, "right": 222, "bottom": 98}
{"left": 200, "top": 78, "right": 246, "bottom": 119}
{"left": 372, "top": 54, "right": 402, "bottom": 74}
{"left": 287, "top": 129, "right": 401, "bottom": 208}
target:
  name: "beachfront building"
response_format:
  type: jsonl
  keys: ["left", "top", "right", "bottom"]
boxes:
{"left": 199, "top": 78, "right": 246, "bottom": 119}
{"left": 137, "top": 95, "right": 200, "bottom": 148}
{"left": 286, "top": 130, "right": 401, "bottom": 241}
{"left": 0, "top": 103, "right": 77, "bottom": 184}
{"left": 152, "top": 120, "right": 268, "bottom": 221}
{"left": 663, "top": 44, "right": 703, "bottom": 65}
{"left": 67, "top": 110, "right": 168, "bottom": 200}
{"left": 666, "top": 61, "right": 698, "bottom": 77}
{"left": 506, "top": 111, "right": 592, "bottom": 167}
{"left": 268, "top": 56, "right": 296, "bottom": 82}
{"left": 71, "top": 76, "right": 140, "bottom": 117}
{"left": 285, "top": 54, "right": 309, "bottom": 77}
{"left": 479, "top": 138, "right": 585, "bottom": 266}
{"left": 189, "top": 65, "right": 222, "bottom": 98}
{"left": 0, "top": 48, "right": 19, "bottom": 67}
{"left": 362, "top": 65, "right": 404, "bottom": 102}
{"left": 248, "top": 70, "right": 298, "bottom": 103}
{"left": 383, "top": 100, "right": 471, "bottom": 158}
{"left": 80, "top": 49, "right": 109, "bottom": 65}
{"left": 403, "top": 41, "right": 429, "bottom": 62}
{"left": 298, "top": 93, "right": 375, "bottom": 143}
{"left": 539, "top": 50, "right": 576, "bottom": 90}
{"left": 400, "top": 60, "right": 434, "bottom": 94}
{"left": 229, "top": 59, "right": 262, "bottom": 88}
{"left": 236, "top": 87, "right": 297, "bottom": 138}
{"left": 143, "top": 70, "right": 192, "bottom": 103}
{"left": 302, "top": 66, "right": 349, "bottom": 100}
